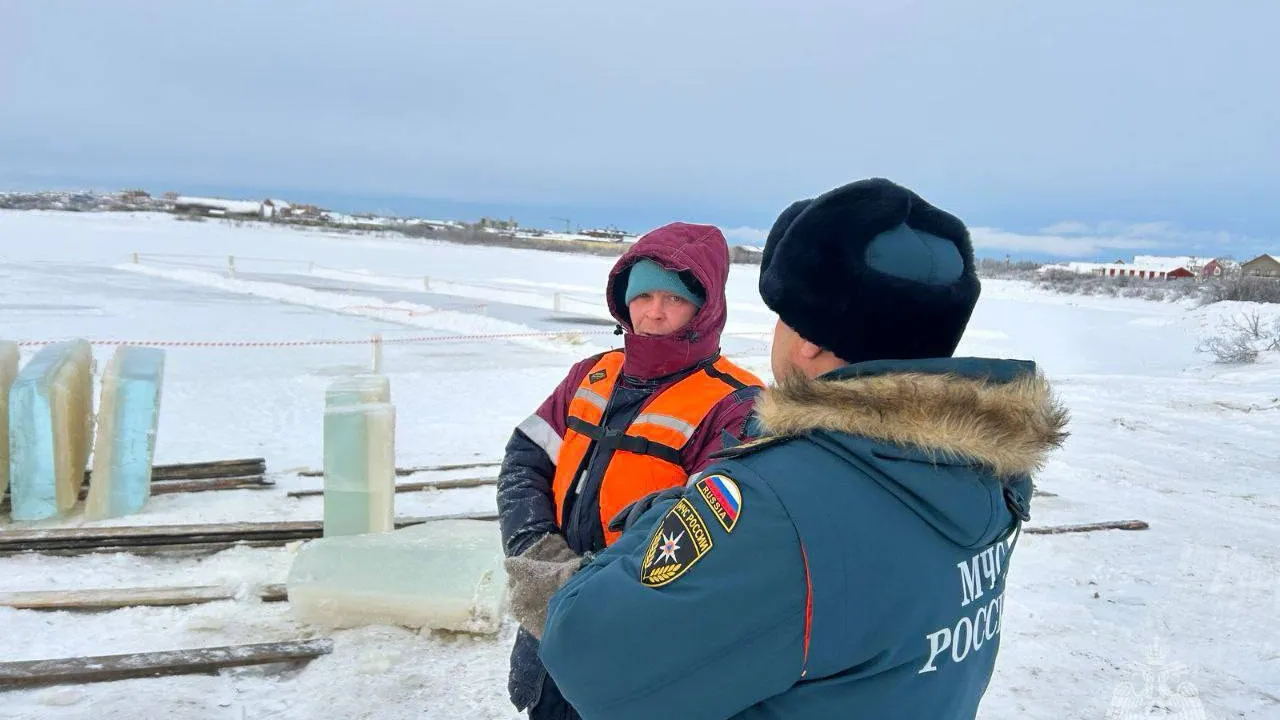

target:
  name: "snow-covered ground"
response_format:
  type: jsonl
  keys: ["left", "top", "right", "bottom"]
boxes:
{"left": 0, "top": 210, "right": 1276, "bottom": 719}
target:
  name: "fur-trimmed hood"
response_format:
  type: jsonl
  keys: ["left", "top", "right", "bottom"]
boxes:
{"left": 755, "top": 362, "right": 1069, "bottom": 479}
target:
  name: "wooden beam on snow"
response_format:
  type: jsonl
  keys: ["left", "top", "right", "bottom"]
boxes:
{"left": 0, "top": 583, "right": 290, "bottom": 611}
{"left": 0, "top": 585, "right": 236, "bottom": 610}
{"left": 1025, "top": 519, "right": 1149, "bottom": 535}
{"left": 0, "top": 511, "right": 500, "bottom": 556}
{"left": 287, "top": 475, "right": 496, "bottom": 499}
{"left": 147, "top": 476, "right": 274, "bottom": 495}
{"left": 295, "top": 460, "right": 501, "bottom": 478}
{"left": 0, "top": 475, "right": 274, "bottom": 513}
{"left": 84, "top": 457, "right": 266, "bottom": 483}
{"left": 0, "top": 638, "right": 333, "bottom": 688}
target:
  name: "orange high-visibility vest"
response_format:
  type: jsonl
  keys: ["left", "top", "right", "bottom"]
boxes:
{"left": 552, "top": 350, "right": 763, "bottom": 545}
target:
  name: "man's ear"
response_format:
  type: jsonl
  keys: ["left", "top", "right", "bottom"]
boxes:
{"left": 797, "top": 339, "right": 825, "bottom": 361}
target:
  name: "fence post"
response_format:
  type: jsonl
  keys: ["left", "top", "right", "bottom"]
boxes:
{"left": 131, "top": 252, "right": 139, "bottom": 264}
{"left": 423, "top": 276, "right": 431, "bottom": 291}
{"left": 553, "top": 293, "right": 562, "bottom": 312}
{"left": 372, "top": 333, "right": 383, "bottom": 373}
{"left": 228, "top": 255, "right": 236, "bottom": 278}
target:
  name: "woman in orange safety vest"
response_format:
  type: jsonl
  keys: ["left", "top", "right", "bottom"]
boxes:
{"left": 496, "top": 221, "right": 764, "bottom": 720}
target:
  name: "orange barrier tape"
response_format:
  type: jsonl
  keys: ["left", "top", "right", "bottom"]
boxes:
{"left": 14, "top": 330, "right": 615, "bottom": 349}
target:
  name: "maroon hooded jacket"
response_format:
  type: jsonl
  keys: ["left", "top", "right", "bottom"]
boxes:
{"left": 497, "top": 222, "right": 763, "bottom": 713}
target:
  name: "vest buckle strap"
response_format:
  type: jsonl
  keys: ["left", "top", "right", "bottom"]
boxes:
{"left": 567, "top": 416, "right": 683, "bottom": 465}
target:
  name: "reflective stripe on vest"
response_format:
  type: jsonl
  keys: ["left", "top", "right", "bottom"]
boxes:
{"left": 551, "top": 350, "right": 763, "bottom": 545}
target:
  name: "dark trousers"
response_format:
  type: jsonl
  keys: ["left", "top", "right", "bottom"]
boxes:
{"left": 528, "top": 673, "right": 581, "bottom": 720}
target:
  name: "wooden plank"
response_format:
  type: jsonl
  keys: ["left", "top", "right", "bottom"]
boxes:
{"left": 84, "top": 457, "right": 266, "bottom": 483}
{"left": 0, "top": 511, "right": 500, "bottom": 555}
{"left": 0, "top": 584, "right": 289, "bottom": 611}
{"left": 0, "top": 638, "right": 333, "bottom": 688}
{"left": 296, "top": 460, "right": 501, "bottom": 478}
{"left": 259, "top": 584, "right": 288, "bottom": 603}
{"left": 0, "top": 521, "right": 326, "bottom": 552}
{"left": 0, "top": 585, "right": 235, "bottom": 610}
{"left": 30, "top": 540, "right": 293, "bottom": 559}
{"left": 1025, "top": 519, "right": 1149, "bottom": 535}
{"left": 1, "top": 476, "right": 273, "bottom": 514}
{"left": 149, "top": 460, "right": 266, "bottom": 482}
{"left": 148, "top": 476, "right": 273, "bottom": 495}
{"left": 287, "top": 475, "right": 495, "bottom": 499}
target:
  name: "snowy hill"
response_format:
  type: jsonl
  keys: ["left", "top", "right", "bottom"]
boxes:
{"left": 0, "top": 210, "right": 1276, "bottom": 719}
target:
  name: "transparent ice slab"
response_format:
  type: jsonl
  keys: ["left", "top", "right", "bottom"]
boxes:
{"left": 0, "top": 341, "right": 19, "bottom": 503}
{"left": 84, "top": 346, "right": 165, "bottom": 520}
{"left": 286, "top": 519, "right": 508, "bottom": 635}
{"left": 324, "top": 373, "right": 390, "bottom": 407}
{"left": 323, "top": 375, "right": 395, "bottom": 536}
{"left": 8, "top": 340, "right": 95, "bottom": 521}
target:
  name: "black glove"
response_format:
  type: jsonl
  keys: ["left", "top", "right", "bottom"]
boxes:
{"left": 607, "top": 486, "right": 685, "bottom": 533}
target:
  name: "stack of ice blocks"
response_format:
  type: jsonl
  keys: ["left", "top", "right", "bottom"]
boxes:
{"left": 8, "top": 340, "right": 95, "bottom": 521}
{"left": 0, "top": 341, "right": 20, "bottom": 504}
{"left": 286, "top": 519, "right": 508, "bottom": 635}
{"left": 323, "top": 374, "right": 395, "bottom": 536}
{"left": 84, "top": 346, "right": 166, "bottom": 520}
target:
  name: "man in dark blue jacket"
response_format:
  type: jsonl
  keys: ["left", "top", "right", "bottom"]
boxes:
{"left": 536, "top": 178, "right": 1070, "bottom": 719}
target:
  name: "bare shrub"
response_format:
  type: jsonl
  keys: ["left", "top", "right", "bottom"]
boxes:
{"left": 1196, "top": 311, "right": 1280, "bottom": 364}
{"left": 977, "top": 258, "right": 1042, "bottom": 281}
{"left": 1199, "top": 276, "right": 1280, "bottom": 305}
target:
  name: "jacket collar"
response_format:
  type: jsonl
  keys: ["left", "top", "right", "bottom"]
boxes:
{"left": 754, "top": 358, "right": 1069, "bottom": 478}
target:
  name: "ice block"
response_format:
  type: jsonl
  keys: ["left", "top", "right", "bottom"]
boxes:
{"left": 324, "top": 373, "right": 390, "bottom": 407}
{"left": 323, "top": 375, "right": 395, "bottom": 536}
{"left": 0, "top": 341, "right": 19, "bottom": 503}
{"left": 84, "top": 346, "right": 166, "bottom": 520}
{"left": 286, "top": 519, "right": 508, "bottom": 635}
{"left": 8, "top": 339, "right": 95, "bottom": 521}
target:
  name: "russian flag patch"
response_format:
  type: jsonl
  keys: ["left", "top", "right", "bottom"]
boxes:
{"left": 696, "top": 473, "right": 743, "bottom": 533}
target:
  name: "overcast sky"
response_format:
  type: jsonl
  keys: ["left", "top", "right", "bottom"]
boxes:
{"left": 3, "top": 1, "right": 1277, "bottom": 259}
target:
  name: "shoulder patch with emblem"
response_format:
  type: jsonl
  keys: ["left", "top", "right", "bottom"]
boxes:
{"left": 640, "top": 498, "right": 714, "bottom": 587}
{"left": 695, "top": 473, "right": 742, "bottom": 533}
{"left": 588, "top": 369, "right": 608, "bottom": 383}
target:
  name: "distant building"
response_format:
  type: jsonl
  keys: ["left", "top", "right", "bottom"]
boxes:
{"left": 290, "top": 203, "right": 325, "bottom": 220}
{"left": 1040, "top": 258, "right": 1195, "bottom": 280}
{"left": 581, "top": 227, "right": 629, "bottom": 242}
{"left": 730, "top": 245, "right": 764, "bottom": 265}
{"left": 1241, "top": 254, "right": 1280, "bottom": 278}
{"left": 1098, "top": 262, "right": 1194, "bottom": 280}
{"left": 172, "top": 196, "right": 262, "bottom": 217}
{"left": 261, "top": 198, "right": 292, "bottom": 219}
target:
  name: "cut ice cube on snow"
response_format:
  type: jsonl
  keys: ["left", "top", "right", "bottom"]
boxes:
{"left": 84, "top": 346, "right": 165, "bottom": 520}
{"left": 0, "top": 340, "right": 20, "bottom": 503}
{"left": 323, "top": 375, "right": 395, "bottom": 536}
{"left": 8, "top": 339, "right": 95, "bottom": 521}
{"left": 286, "top": 519, "right": 508, "bottom": 635}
